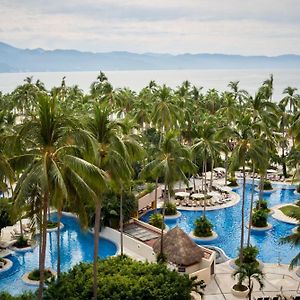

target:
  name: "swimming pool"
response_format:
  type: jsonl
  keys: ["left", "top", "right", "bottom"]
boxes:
{"left": 141, "top": 182, "right": 300, "bottom": 264}
{"left": 0, "top": 213, "right": 117, "bottom": 295}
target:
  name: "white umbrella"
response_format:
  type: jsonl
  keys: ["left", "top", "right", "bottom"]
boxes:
{"left": 191, "top": 193, "right": 205, "bottom": 199}
{"left": 214, "top": 167, "right": 225, "bottom": 173}
{"left": 208, "top": 191, "right": 219, "bottom": 197}
{"left": 220, "top": 186, "right": 232, "bottom": 192}
{"left": 267, "top": 169, "right": 278, "bottom": 173}
{"left": 175, "top": 192, "right": 190, "bottom": 198}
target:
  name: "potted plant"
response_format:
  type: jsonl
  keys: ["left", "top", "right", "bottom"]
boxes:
{"left": 252, "top": 210, "right": 268, "bottom": 228}
{"left": 232, "top": 262, "right": 264, "bottom": 299}
{"left": 262, "top": 180, "right": 272, "bottom": 191}
{"left": 163, "top": 202, "right": 177, "bottom": 216}
{"left": 228, "top": 177, "right": 238, "bottom": 187}
{"left": 194, "top": 216, "right": 213, "bottom": 237}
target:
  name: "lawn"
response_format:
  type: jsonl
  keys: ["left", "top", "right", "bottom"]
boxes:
{"left": 279, "top": 205, "right": 300, "bottom": 218}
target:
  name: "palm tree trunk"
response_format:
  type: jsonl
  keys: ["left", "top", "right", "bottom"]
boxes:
{"left": 154, "top": 178, "right": 158, "bottom": 213}
{"left": 93, "top": 200, "right": 101, "bottom": 300}
{"left": 224, "top": 152, "right": 228, "bottom": 185}
{"left": 258, "top": 174, "right": 263, "bottom": 205}
{"left": 38, "top": 193, "right": 49, "bottom": 300}
{"left": 19, "top": 219, "right": 23, "bottom": 237}
{"left": 210, "top": 159, "right": 214, "bottom": 191}
{"left": 247, "top": 166, "right": 255, "bottom": 247}
{"left": 160, "top": 190, "right": 167, "bottom": 257}
{"left": 120, "top": 188, "right": 124, "bottom": 256}
{"left": 201, "top": 161, "right": 204, "bottom": 192}
{"left": 203, "top": 160, "right": 207, "bottom": 218}
{"left": 239, "top": 165, "right": 246, "bottom": 263}
{"left": 57, "top": 209, "right": 62, "bottom": 278}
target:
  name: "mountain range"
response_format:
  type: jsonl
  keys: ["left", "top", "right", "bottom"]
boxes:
{"left": 1, "top": 42, "right": 300, "bottom": 73}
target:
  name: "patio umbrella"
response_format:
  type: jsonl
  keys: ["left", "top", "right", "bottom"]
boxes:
{"left": 267, "top": 169, "right": 278, "bottom": 173}
{"left": 191, "top": 193, "right": 205, "bottom": 199}
{"left": 214, "top": 167, "right": 225, "bottom": 173}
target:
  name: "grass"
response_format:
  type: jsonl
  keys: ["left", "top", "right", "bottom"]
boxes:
{"left": 28, "top": 269, "right": 53, "bottom": 281}
{"left": 279, "top": 205, "right": 300, "bottom": 218}
{"left": 47, "top": 221, "right": 59, "bottom": 229}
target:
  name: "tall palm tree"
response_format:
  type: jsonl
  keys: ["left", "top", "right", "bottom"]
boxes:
{"left": 141, "top": 131, "right": 195, "bottom": 258}
{"left": 82, "top": 104, "right": 140, "bottom": 299}
{"left": 230, "top": 116, "right": 266, "bottom": 263}
{"left": 13, "top": 94, "right": 103, "bottom": 300}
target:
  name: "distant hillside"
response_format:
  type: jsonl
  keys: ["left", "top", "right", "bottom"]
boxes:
{"left": 1, "top": 42, "right": 300, "bottom": 72}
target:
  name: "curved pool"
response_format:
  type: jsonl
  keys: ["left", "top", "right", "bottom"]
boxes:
{"left": 0, "top": 213, "right": 117, "bottom": 295}
{"left": 141, "top": 182, "right": 300, "bottom": 264}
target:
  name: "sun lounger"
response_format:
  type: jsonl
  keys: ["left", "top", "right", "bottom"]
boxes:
{"left": 192, "top": 201, "right": 197, "bottom": 207}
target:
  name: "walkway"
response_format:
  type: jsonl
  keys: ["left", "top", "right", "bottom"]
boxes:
{"left": 205, "top": 261, "right": 300, "bottom": 300}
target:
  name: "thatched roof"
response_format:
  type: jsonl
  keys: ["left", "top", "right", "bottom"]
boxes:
{"left": 153, "top": 226, "right": 203, "bottom": 266}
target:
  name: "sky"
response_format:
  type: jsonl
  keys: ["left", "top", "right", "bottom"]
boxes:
{"left": 0, "top": 0, "right": 300, "bottom": 56}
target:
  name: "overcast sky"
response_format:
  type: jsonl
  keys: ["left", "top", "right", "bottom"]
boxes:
{"left": 0, "top": 0, "right": 300, "bottom": 55}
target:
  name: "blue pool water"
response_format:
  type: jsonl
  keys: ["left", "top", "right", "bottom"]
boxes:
{"left": 0, "top": 214, "right": 117, "bottom": 295}
{"left": 141, "top": 182, "right": 300, "bottom": 264}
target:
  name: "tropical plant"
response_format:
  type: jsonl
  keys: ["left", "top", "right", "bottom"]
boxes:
{"left": 163, "top": 202, "right": 177, "bottom": 215}
{"left": 232, "top": 262, "right": 264, "bottom": 300}
{"left": 149, "top": 213, "right": 165, "bottom": 229}
{"left": 252, "top": 210, "right": 268, "bottom": 228}
{"left": 194, "top": 216, "right": 213, "bottom": 237}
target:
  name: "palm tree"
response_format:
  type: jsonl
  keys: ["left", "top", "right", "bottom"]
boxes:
{"left": 82, "top": 104, "right": 141, "bottom": 299}
{"left": 192, "top": 120, "right": 225, "bottom": 214}
{"left": 230, "top": 116, "right": 266, "bottom": 263}
{"left": 227, "top": 81, "right": 248, "bottom": 106}
{"left": 13, "top": 94, "right": 103, "bottom": 299}
{"left": 233, "top": 263, "right": 264, "bottom": 300}
{"left": 281, "top": 87, "right": 299, "bottom": 113}
{"left": 141, "top": 131, "right": 195, "bottom": 258}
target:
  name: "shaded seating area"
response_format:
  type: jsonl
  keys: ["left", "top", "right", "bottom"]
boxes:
{"left": 123, "top": 223, "right": 160, "bottom": 242}
{"left": 152, "top": 226, "right": 215, "bottom": 282}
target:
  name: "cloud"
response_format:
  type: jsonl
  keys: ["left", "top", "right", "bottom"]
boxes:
{"left": 0, "top": 0, "right": 300, "bottom": 55}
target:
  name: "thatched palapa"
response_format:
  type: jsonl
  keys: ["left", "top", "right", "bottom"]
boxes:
{"left": 153, "top": 226, "right": 204, "bottom": 266}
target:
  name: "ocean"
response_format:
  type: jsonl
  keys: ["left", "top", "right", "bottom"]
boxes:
{"left": 0, "top": 69, "right": 300, "bottom": 101}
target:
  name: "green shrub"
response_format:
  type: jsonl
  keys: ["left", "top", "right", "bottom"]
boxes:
{"left": 28, "top": 269, "right": 53, "bottom": 281}
{"left": 43, "top": 256, "right": 199, "bottom": 300}
{"left": 255, "top": 199, "right": 269, "bottom": 212}
{"left": 194, "top": 216, "right": 213, "bottom": 237}
{"left": 252, "top": 210, "right": 268, "bottom": 227}
{"left": 227, "top": 177, "right": 238, "bottom": 187}
{"left": 262, "top": 180, "right": 272, "bottom": 190}
{"left": 149, "top": 213, "right": 165, "bottom": 229}
{"left": 0, "top": 292, "right": 35, "bottom": 300}
{"left": 236, "top": 245, "right": 259, "bottom": 266}
{"left": 295, "top": 199, "right": 300, "bottom": 206}
{"left": 47, "top": 221, "right": 59, "bottom": 229}
{"left": 13, "top": 236, "right": 29, "bottom": 248}
{"left": 163, "top": 202, "right": 177, "bottom": 216}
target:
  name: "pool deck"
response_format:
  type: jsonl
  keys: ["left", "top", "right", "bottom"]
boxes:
{"left": 205, "top": 261, "right": 300, "bottom": 299}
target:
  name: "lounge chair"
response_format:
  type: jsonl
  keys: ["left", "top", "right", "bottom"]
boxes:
{"left": 192, "top": 201, "right": 197, "bottom": 207}
{"left": 196, "top": 201, "right": 201, "bottom": 206}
